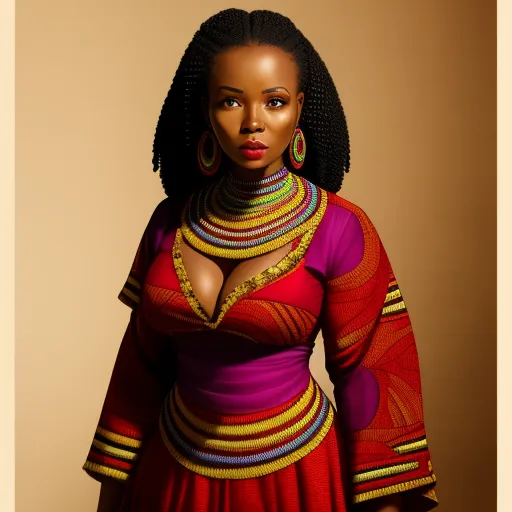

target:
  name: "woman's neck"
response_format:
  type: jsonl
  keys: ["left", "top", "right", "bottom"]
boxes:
{"left": 227, "top": 158, "right": 286, "bottom": 183}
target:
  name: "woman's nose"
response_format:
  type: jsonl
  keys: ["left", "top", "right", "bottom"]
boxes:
{"left": 241, "top": 105, "right": 265, "bottom": 134}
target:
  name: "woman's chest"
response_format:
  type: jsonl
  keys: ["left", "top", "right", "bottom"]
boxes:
{"left": 141, "top": 229, "right": 325, "bottom": 346}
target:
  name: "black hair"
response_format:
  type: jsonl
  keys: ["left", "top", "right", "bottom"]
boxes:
{"left": 152, "top": 8, "right": 350, "bottom": 204}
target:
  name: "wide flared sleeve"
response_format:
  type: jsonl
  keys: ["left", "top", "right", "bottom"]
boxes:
{"left": 83, "top": 199, "right": 177, "bottom": 484}
{"left": 320, "top": 195, "right": 438, "bottom": 510}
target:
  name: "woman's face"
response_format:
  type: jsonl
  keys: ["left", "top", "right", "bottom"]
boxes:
{"left": 207, "top": 44, "right": 304, "bottom": 179}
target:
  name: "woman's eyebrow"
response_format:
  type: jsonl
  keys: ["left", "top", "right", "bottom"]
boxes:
{"left": 218, "top": 86, "right": 244, "bottom": 94}
{"left": 262, "top": 87, "right": 290, "bottom": 94}
{"left": 218, "top": 86, "right": 291, "bottom": 94}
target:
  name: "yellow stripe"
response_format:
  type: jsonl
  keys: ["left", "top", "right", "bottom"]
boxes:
{"left": 336, "top": 321, "right": 375, "bottom": 350}
{"left": 382, "top": 300, "right": 406, "bottom": 315}
{"left": 82, "top": 461, "right": 129, "bottom": 482}
{"left": 173, "top": 190, "right": 326, "bottom": 327}
{"left": 126, "top": 274, "right": 141, "bottom": 289}
{"left": 392, "top": 438, "right": 428, "bottom": 454}
{"left": 91, "top": 439, "right": 138, "bottom": 461}
{"left": 96, "top": 426, "right": 142, "bottom": 449}
{"left": 121, "top": 287, "right": 140, "bottom": 304}
{"left": 179, "top": 187, "right": 327, "bottom": 260}
{"left": 159, "top": 405, "right": 334, "bottom": 480}
{"left": 174, "top": 378, "right": 316, "bottom": 437}
{"left": 385, "top": 288, "right": 402, "bottom": 303}
{"left": 353, "top": 474, "right": 436, "bottom": 504}
{"left": 170, "top": 385, "right": 323, "bottom": 452}
{"left": 353, "top": 462, "right": 419, "bottom": 483}
{"left": 208, "top": 174, "right": 307, "bottom": 227}
{"left": 422, "top": 488, "right": 438, "bottom": 502}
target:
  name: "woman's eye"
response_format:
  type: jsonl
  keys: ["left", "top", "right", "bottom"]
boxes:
{"left": 267, "top": 98, "right": 286, "bottom": 108}
{"left": 223, "top": 98, "right": 240, "bottom": 108}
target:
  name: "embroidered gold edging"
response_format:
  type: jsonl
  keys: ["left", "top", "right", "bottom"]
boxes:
{"left": 382, "top": 300, "right": 406, "bottom": 315}
{"left": 173, "top": 188, "right": 327, "bottom": 328}
{"left": 392, "top": 438, "right": 428, "bottom": 455}
{"left": 172, "top": 229, "right": 211, "bottom": 323}
{"left": 159, "top": 403, "right": 334, "bottom": 480}
{"left": 91, "top": 439, "right": 139, "bottom": 461}
{"left": 82, "top": 461, "right": 129, "bottom": 482}
{"left": 96, "top": 426, "right": 142, "bottom": 449}
{"left": 170, "top": 384, "right": 322, "bottom": 452}
{"left": 353, "top": 461, "right": 419, "bottom": 483}
{"left": 422, "top": 488, "right": 438, "bottom": 502}
{"left": 353, "top": 474, "right": 437, "bottom": 504}
{"left": 385, "top": 288, "right": 402, "bottom": 302}
{"left": 174, "top": 379, "right": 316, "bottom": 436}
{"left": 211, "top": 221, "right": 323, "bottom": 328}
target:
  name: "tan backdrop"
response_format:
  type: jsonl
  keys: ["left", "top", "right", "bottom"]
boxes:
{"left": 16, "top": 0, "right": 496, "bottom": 511}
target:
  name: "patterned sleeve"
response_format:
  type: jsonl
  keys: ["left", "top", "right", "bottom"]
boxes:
{"left": 321, "top": 197, "right": 438, "bottom": 510}
{"left": 82, "top": 199, "right": 177, "bottom": 484}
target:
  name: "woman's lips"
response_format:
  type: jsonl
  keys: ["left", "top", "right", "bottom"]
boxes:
{"left": 239, "top": 148, "right": 268, "bottom": 160}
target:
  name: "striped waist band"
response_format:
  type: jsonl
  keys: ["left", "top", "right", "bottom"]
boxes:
{"left": 159, "top": 377, "right": 334, "bottom": 480}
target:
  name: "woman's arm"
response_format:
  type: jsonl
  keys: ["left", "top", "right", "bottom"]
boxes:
{"left": 320, "top": 197, "right": 438, "bottom": 511}
{"left": 82, "top": 199, "right": 177, "bottom": 487}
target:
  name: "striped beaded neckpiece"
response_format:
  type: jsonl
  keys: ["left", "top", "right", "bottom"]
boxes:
{"left": 181, "top": 167, "right": 327, "bottom": 259}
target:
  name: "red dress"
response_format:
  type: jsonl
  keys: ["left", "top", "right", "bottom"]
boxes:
{"left": 83, "top": 189, "right": 438, "bottom": 511}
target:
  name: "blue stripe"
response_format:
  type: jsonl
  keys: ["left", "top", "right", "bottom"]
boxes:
{"left": 161, "top": 389, "right": 330, "bottom": 467}
{"left": 187, "top": 185, "right": 319, "bottom": 248}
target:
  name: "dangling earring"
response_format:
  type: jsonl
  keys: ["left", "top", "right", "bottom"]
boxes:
{"left": 289, "top": 126, "right": 306, "bottom": 170}
{"left": 197, "top": 130, "right": 221, "bottom": 176}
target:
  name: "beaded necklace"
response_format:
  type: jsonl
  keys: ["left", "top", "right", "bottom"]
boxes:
{"left": 181, "top": 167, "right": 327, "bottom": 259}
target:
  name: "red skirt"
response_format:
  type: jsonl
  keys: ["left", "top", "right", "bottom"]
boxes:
{"left": 120, "top": 418, "right": 348, "bottom": 512}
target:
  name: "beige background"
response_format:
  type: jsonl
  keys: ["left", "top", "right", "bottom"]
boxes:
{"left": 16, "top": 1, "right": 496, "bottom": 511}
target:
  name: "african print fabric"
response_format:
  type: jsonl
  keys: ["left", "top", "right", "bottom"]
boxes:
{"left": 83, "top": 188, "right": 438, "bottom": 511}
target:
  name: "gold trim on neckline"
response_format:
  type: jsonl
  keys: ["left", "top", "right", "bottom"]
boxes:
{"left": 172, "top": 193, "right": 326, "bottom": 329}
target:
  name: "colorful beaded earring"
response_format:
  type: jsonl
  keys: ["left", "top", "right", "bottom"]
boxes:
{"left": 289, "top": 126, "right": 306, "bottom": 170}
{"left": 197, "top": 130, "right": 221, "bottom": 176}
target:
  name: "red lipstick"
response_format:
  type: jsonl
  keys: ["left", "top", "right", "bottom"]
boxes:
{"left": 239, "top": 140, "right": 268, "bottom": 160}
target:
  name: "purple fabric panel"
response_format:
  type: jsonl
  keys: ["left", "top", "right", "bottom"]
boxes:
{"left": 177, "top": 344, "right": 312, "bottom": 414}
{"left": 146, "top": 198, "right": 171, "bottom": 256}
{"left": 329, "top": 211, "right": 364, "bottom": 278}
{"left": 305, "top": 202, "right": 364, "bottom": 280}
{"left": 333, "top": 365, "right": 380, "bottom": 431}
{"left": 160, "top": 229, "right": 176, "bottom": 253}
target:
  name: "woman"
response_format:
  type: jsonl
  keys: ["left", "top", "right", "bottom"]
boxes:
{"left": 83, "top": 8, "right": 437, "bottom": 512}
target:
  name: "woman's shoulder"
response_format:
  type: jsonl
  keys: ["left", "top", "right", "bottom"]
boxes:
{"left": 146, "top": 197, "right": 182, "bottom": 231}
{"left": 322, "top": 190, "right": 383, "bottom": 245}
{"left": 324, "top": 190, "right": 374, "bottom": 228}
{"left": 307, "top": 189, "right": 384, "bottom": 280}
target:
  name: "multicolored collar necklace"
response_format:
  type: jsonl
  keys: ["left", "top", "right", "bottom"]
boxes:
{"left": 181, "top": 166, "right": 327, "bottom": 259}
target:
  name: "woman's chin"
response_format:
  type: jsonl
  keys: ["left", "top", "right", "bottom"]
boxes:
{"left": 228, "top": 157, "right": 283, "bottom": 173}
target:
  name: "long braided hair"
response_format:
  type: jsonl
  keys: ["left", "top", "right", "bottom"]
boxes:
{"left": 152, "top": 8, "right": 350, "bottom": 206}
